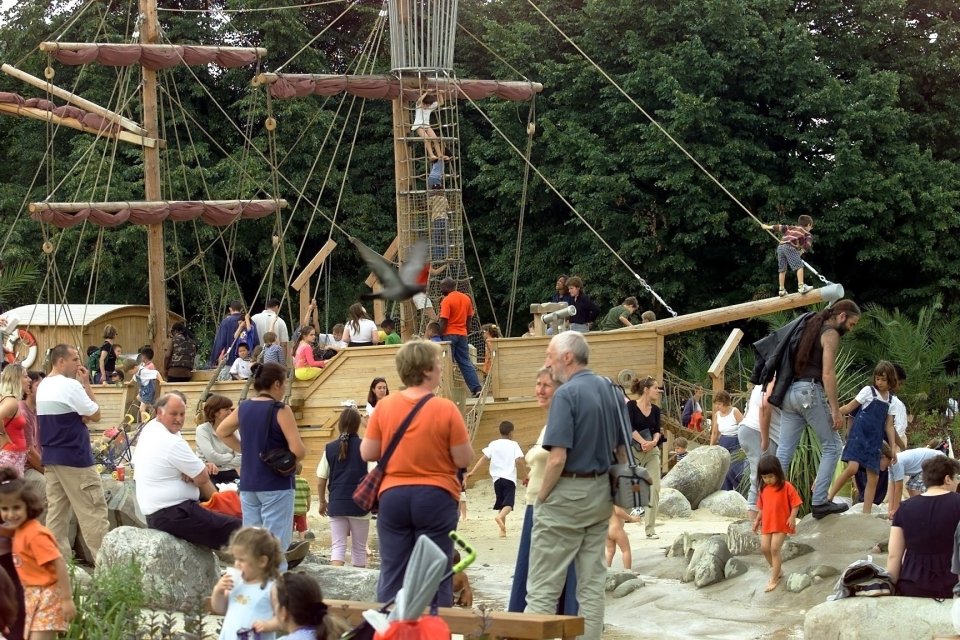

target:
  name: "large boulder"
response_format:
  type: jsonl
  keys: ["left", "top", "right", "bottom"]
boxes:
{"left": 726, "top": 520, "right": 760, "bottom": 556}
{"left": 657, "top": 487, "right": 692, "bottom": 518}
{"left": 662, "top": 446, "right": 730, "bottom": 508}
{"left": 804, "top": 597, "right": 955, "bottom": 639}
{"left": 699, "top": 490, "right": 749, "bottom": 519}
{"left": 96, "top": 527, "right": 219, "bottom": 612}
{"left": 681, "top": 534, "right": 731, "bottom": 588}
{"left": 296, "top": 564, "right": 379, "bottom": 602}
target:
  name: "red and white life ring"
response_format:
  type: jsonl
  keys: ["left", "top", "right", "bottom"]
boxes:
{"left": 4, "top": 328, "right": 38, "bottom": 368}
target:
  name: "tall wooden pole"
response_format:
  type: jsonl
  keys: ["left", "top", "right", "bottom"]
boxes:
{"left": 140, "top": 0, "right": 168, "bottom": 358}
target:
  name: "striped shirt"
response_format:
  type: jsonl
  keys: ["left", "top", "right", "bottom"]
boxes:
{"left": 294, "top": 476, "right": 311, "bottom": 516}
{"left": 771, "top": 224, "right": 812, "bottom": 251}
{"left": 36, "top": 374, "right": 99, "bottom": 467}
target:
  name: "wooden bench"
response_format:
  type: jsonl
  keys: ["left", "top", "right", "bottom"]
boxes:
{"left": 325, "top": 600, "right": 585, "bottom": 639}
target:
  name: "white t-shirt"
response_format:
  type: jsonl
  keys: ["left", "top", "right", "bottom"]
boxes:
{"left": 132, "top": 419, "right": 205, "bottom": 515}
{"left": 343, "top": 318, "right": 378, "bottom": 344}
{"left": 251, "top": 310, "right": 290, "bottom": 344}
{"left": 890, "top": 448, "right": 944, "bottom": 482}
{"left": 229, "top": 358, "right": 252, "bottom": 380}
{"left": 855, "top": 386, "right": 895, "bottom": 416}
{"left": 890, "top": 395, "right": 908, "bottom": 439}
{"left": 219, "top": 570, "right": 276, "bottom": 640}
{"left": 482, "top": 438, "right": 524, "bottom": 483}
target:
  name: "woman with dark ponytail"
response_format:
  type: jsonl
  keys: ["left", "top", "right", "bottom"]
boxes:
{"left": 274, "top": 572, "right": 348, "bottom": 639}
{"left": 316, "top": 406, "right": 370, "bottom": 567}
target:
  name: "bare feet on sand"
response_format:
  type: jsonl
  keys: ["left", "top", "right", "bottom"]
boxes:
{"left": 764, "top": 575, "right": 782, "bottom": 592}
{"left": 495, "top": 515, "right": 506, "bottom": 538}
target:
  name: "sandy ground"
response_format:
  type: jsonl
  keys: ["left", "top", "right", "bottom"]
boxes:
{"left": 297, "top": 483, "right": 810, "bottom": 640}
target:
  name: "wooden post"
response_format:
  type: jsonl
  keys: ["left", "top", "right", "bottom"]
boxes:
{"left": 290, "top": 239, "right": 337, "bottom": 328}
{"left": 140, "top": 0, "right": 167, "bottom": 359}
{"left": 707, "top": 328, "right": 744, "bottom": 398}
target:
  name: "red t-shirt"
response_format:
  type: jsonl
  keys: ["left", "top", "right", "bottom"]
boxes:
{"left": 757, "top": 481, "right": 803, "bottom": 535}
{"left": 366, "top": 393, "right": 469, "bottom": 501}
{"left": 13, "top": 519, "right": 61, "bottom": 587}
{"left": 439, "top": 291, "right": 474, "bottom": 336}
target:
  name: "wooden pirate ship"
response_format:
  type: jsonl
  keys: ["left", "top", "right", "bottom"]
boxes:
{"left": 0, "top": 0, "right": 840, "bottom": 476}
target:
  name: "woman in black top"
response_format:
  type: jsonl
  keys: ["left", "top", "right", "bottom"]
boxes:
{"left": 628, "top": 375, "right": 663, "bottom": 539}
{"left": 97, "top": 324, "right": 118, "bottom": 384}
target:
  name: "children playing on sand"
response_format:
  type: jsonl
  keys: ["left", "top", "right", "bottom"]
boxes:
{"left": 467, "top": 421, "right": 526, "bottom": 537}
{"left": 761, "top": 215, "right": 814, "bottom": 296}
{"left": 753, "top": 455, "right": 802, "bottom": 592}
{"left": 605, "top": 507, "right": 635, "bottom": 570}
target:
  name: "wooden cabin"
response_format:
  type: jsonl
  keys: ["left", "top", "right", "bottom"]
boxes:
{"left": 6, "top": 304, "right": 185, "bottom": 369}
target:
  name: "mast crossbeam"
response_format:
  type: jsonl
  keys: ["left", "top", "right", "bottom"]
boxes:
{"left": 29, "top": 199, "right": 287, "bottom": 229}
{"left": 40, "top": 42, "right": 267, "bottom": 70}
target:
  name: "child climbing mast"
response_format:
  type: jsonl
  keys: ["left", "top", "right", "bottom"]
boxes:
{"left": 412, "top": 91, "right": 450, "bottom": 161}
{"left": 761, "top": 215, "right": 814, "bottom": 297}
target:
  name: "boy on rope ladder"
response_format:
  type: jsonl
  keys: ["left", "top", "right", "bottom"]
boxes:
{"left": 761, "top": 215, "right": 814, "bottom": 297}
{"left": 412, "top": 92, "right": 450, "bottom": 161}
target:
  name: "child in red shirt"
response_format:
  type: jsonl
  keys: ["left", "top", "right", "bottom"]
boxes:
{"left": 0, "top": 467, "right": 75, "bottom": 636}
{"left": 752, "top": 455, "right": 802, "bottom": 593}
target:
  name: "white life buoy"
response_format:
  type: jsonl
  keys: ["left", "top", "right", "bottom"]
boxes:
{"left": 4, "top": 328, "right": 38, "bottom": 368}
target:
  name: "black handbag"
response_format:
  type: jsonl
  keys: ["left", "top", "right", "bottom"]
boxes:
{"left": 258, "top": 400, "right": 297, "bottom": 477}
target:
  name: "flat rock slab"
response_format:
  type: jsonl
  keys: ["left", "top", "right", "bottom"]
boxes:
{"left": 804, "top": 597, "right": 955, "bottom": 639}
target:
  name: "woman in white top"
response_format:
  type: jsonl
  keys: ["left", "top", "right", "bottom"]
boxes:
{"left": 411, "top": 92, "right": 449, "bottom": 161}
{"left": 710, "top": 390, "right": 745, "bottom": 491}
{"left": 342, "top": 304, "right": 380, "bottom": 347}
{"left": 196, "top": 394, "right": 241, "bottom": 484}
{"left": 737, "top": 379, "right": 781, "bottom": 517}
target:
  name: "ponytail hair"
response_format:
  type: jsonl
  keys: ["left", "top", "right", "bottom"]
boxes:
{"left": 337, "top": 406, "right": 362, "bottom": 461}
{"left": 276, "top": 572, "right": 349, "bottom": 639}
{"left": 793, "top": 299, "right": 861, "bottom": 374}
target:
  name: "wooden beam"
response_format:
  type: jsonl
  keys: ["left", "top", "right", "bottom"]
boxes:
{"left": 631, "top": 283, "right": 845, "bottom": 336}
{"left": 1, "top": 63, "right": 147, "bottom": 135}
{"left": 28, "top": 199, "right": 287, "bottom": 214}
{"left": 40, "top": 42, "right": 267, "bottom": 56}
{"left": 708, "top": 328, "right": 743, "bottom": 397}
{"left": 291, "top": 239, "right": 338, "bottom": 292}
{"left": 0, "top": 102, "right": 159, "bottom": 147}
{"left": 254, "top": 72, "right": 544, "bottom": 96}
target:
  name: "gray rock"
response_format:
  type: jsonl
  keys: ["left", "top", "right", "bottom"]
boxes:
{"left": 682, "top": 535, "right": 731, "bottom": 588}
{"left": 726, "top": 520, "right": 760, "bottom": 556}
{"left": 297, "top": 564, "right": 379, "bottom": 602}
{"left": 605, "top": 571, "right": 638, "bottom": 592}
{"left": 699, "top": 490, "right": 749, "bottom": 519}
{"left": 804, "top": 597, "right": 955, "bottom": 639}
{"left": 786, "top": 572, "right": 812, "bottom": 593}
{"left": 723, "top": 558, "right": 748, "bottom": 580}
{"left": 657, "top": 487, "right": 692, "bottom": 518}
{"left": 662, "top": 445, "right": 731, "bottom": 508}
{"left": 612, "top": 578, "right": 645, "bottom": 598}
{"left": 667, "top": 532, "right": 715, "bottom": 559}
{"left": 781, "top": 541, "right": 814, "bottom": 562}
{"left": 805, "top": 564, "right": 840, "bottom": 579}
{"left": 70, "top": 565, "right": 93, "bottom": 594}
{"left": 102, "top": 477, "right": 146, "bottom": 528}
{"left": 96, "top": 527, "right": 219, "bottom": 612}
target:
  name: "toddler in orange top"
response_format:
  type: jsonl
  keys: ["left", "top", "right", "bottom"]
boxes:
{"left": 752, "top": 455, "right": 802, "bottom": 593}
{"left": 0, "top": 467, "right": 75, "bottom": 637}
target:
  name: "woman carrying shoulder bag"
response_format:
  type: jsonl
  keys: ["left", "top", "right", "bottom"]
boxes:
{"left": 361, "top": 340, "right": 473, "bottom": 606}
{"left": 217, "top": 362, "right": 305, "bottom": 570}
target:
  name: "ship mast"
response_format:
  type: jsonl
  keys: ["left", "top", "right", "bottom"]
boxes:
{"left": 141, "top": 0, "right": 168, "bottom": 357}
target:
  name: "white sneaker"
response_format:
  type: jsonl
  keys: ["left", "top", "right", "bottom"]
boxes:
{"left": 798, "top": 284, "right": 813, "bottom": 294}
{"left": 629, "top": 507, "right": 645, "bottom": 518}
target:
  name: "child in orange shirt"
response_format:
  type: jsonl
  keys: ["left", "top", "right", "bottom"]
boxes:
{"left": 752, "top": 455, "right": 802, "bottom": 593}
{"left": 0, "top": 467, "right": 75, "bottom": 637}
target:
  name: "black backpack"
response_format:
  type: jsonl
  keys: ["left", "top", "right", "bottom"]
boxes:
{"left": 169, "top": 335, "right": 197, "bottom": 370}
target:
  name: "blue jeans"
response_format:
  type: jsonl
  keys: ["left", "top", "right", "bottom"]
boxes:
{"left": 775, "top": 381, "right": 842, "bottom": 505}
{"left": 376, "top": 485, "right": 459, "bottom": 606}
{"left": 444, "top": 334, "right": 481, "bottom": 393}
{"left": 738, "top": 425, "right": 779, "bottom": 511}
{"left": 508, "top": 505, "right": 578, "bottom": 614}
{"left": 241, "top": 489, "right": 295, "bottom": 570}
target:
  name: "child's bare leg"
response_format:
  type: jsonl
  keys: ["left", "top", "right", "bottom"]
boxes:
{"left": 459, "top": 498, "right": 467, "bottom": 521}
{"left": 760, "top": 532, "right": 773, "bottom": 567}
{"left": 862, "top": 471, "right": 879, "bottom": 514}
{"left": 778, "top": 271, "right": 786, "bottom": 291}
{"left": 827, "top": 461, "right": 858, "bottom": 501}
{"left": 618, "top": 531, "right": 632, "bottom": 570}
{"left": 605, "top": 536, "right": 615, "bottom": 567}
{"left": 765, "top": 533, "right": 785, "bottom": 591}
{"left": 495, "top": 506, "right": 511, "bottom": 537}
{"left": 796, "top": 267, "right": 805, "bottom": 287}
{"left": 416, "top": 127, "right": 438, "bottom": 160}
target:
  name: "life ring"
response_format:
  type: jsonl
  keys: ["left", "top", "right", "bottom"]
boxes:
{"left": 4, "top": 328, "right": 38, "bottom": 368}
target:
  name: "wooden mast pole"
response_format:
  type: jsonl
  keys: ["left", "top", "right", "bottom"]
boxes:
{"left": 141, "top": 0, "right": 168, "bottom": 359}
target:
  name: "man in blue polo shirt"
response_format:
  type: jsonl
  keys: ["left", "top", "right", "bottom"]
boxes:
{"left": 36, "top": 343, "right": 110, "bottom": 562}
{"left": 525, "top": 331, "right": 627, "bottom": 640}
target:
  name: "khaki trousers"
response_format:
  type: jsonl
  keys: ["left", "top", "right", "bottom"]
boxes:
{"left": 45, "top": 465, "right": 110, "bottom": 563}
{"left": 632, "top": 446, "right": 661, "bottom": 536}
{"left": 526, "top": 476, "right": 612, "bottom": 640}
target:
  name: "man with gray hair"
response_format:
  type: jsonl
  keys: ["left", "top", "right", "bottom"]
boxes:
{"left": 525, "top": 332, "right": 627, "bottom": 639}
{"left": 132, "top": 392, "right": 240, "bottom": 548}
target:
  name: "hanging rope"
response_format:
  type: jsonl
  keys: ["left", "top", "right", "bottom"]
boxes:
{"left": 523, "top": 0, "right": 833, "bottom": 286}
{"left": 505, "top": 101, "right": 536, "bottom": 337}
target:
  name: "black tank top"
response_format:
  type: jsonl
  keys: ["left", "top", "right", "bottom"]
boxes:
{"left": 796, "top": 325, "right": 833, "bottom": 380}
